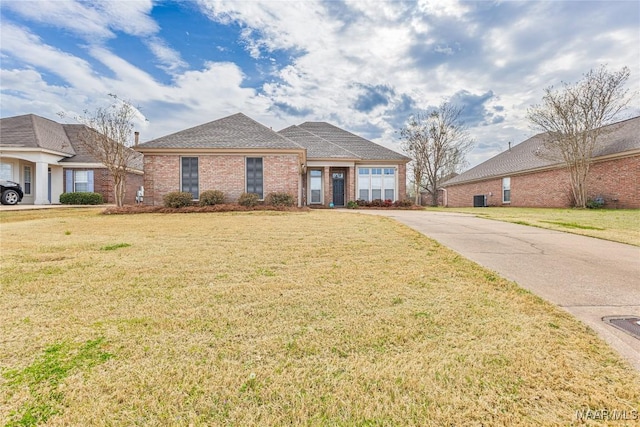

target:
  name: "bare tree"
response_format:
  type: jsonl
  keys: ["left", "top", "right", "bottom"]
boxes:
{"left": 401, "top": 103, "right": 474, "bottom": 206}
{"left": 527, "top": 65, "right": 631, "bottom": 208}
{"left": 63, "top": 95, "right": 141, "bottom": 207}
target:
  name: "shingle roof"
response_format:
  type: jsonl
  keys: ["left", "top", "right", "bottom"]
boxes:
{"left": 278, "top": 125, "right": 359, "bottom": 159}
{"left": 60, "top": 124, "right": 143, "bottom": 171}
{"left": 137, "top": 113, "right": 302, "bottom": 150}
{"left": 0, "top": 114, "right": 75, "bottom": 155}
{"left": 295, "top": 122, "right": 409, "bottom": 161}
{"left": 443, "top": 116, "right": 640, "bottom": 186}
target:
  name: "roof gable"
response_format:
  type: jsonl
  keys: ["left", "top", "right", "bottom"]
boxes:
{"left": 444, "top": 116, "right": 640, "bottom": 186}
{"left": 137, "top": 113, "right": 302, "bottom": 150}
{"left": 278, "top": 125, "right": 359, "bottom": 159}
{"left": 297, "top": 122, "right": 409, "bottom": 161}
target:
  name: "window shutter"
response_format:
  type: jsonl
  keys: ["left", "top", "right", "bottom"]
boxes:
{"left": 65, "top": 170, "right": 73, "bottom": 193}
{"left": 87, "top": 171, "right": 94, "bottom": 192}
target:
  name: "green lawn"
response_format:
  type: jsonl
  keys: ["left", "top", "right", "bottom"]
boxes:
{"left": 1, "top": 209, "right": 638, "bottom": 426}
{"left": 431, "top": 207, "right": 640, "bottom": 246}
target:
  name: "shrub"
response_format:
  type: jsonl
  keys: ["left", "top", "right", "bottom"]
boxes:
{"left": 199, "top": 190, "right": 225, "bottom": 206}
{"left": 163, "top": 192, "right": 194, "bottom": 208}
{"left": 586, "top": 197, "right": 605, "bottom": 209}
{"left": 238, "top": 192, "right": 260, "bottom": 207}
{"left": 265, "top": 192, "right": 295, "bottom": 207}
{"left": 346, "top": 200, "right": 358, "bottom": 209}
{"left": 59, "top": 192, "right": 103, "bottom": 205}
{"left": 393, "top": 198, "right": 415, "bottom": 208}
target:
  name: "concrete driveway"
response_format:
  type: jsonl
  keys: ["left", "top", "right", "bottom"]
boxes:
{"left": 343, "top": 210, "right": 640, "bottom": 371}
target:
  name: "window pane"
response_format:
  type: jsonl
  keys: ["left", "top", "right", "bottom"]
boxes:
{"left": 24, "top": 166, "right": 32, "bottom": 195}
{"left": 372, "top": 168, "right": 382, "bottom": 175}
{"left": 384, "top": 189, "right": 394, "bottom": 200}
{"left": 310, "top": 170, "right": 322, "bottom": 203}
{"left": 246, "top": 158, "right": 263, "bottom": 199}
{"left": 384, "top": 168, "right": 394, "bottom": 175}
{"left": 372, "top": 189, "right": 382, "bottom": 200}
{"left": 181, "top": 157, "right": 198, "bottom": 199}
{"left": 359, "top": 168, "right": 369, "bottom": 175}
{"left": 503, "top": 189, "right": 511, "bottom": 203}
{"left": 74, "top": 171, "right": 88, "bottom": 192}
{"left": 359, "top": 189, "right": 369, "bottom": 200}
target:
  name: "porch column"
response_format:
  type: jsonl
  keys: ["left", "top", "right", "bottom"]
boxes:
{"left": 34, "top": 161, "right": 50, "bottom": 205}
{"left": 323, "top": 166, "right": 331, "bottom": 206}
{"left": 348, "top": 165, "right": 355, "bottom": 202}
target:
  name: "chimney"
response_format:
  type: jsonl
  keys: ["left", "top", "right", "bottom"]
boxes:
{"left": 508, "top": 141, "right": 511, "bottom": 151}
{"left": 134, "top": 131, "right": 139, "bottom": 146}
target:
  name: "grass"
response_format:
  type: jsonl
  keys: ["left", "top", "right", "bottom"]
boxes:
{"left": 433, "top": 207, "right": 640, "bottom": 246}
{"left": 1, "top": 208, "right": 639, "bottom": 426}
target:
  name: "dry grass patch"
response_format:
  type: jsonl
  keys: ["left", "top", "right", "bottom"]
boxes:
{"left": 435, "top": 207, "right": 640, "bottom": 246}
{"left": 1, "top": 209, "right": 639, "bottom": 426}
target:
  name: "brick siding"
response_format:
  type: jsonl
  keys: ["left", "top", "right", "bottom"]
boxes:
{"left": 143, "top": 154, "right": 301, "bottom": 206}
{"left": 444, "top": 155, "right": 639, "bottom": 209}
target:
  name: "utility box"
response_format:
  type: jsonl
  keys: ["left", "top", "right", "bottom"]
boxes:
{"left": 473, "top": 195, "right": 486, "bottom": 207}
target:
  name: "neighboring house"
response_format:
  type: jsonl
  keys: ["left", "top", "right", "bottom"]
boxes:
{"left": 136, "top": 113, "right": 409, "bottom": 207}
{"left": 441, "top": 116, "right": 640, "bottom": 208}
{"left": 0, "top": 114, "right": 143, "bottom": 205}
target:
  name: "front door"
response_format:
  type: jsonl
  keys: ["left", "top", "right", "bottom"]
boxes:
{"left": 332, "top": 172, "right": 345, "bottom": 206}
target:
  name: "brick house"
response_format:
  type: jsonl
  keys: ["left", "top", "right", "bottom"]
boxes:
{"left": 0, "top": 114, "right": 143, "bottom": 205}
{"left": 136, "top": 113, "right": 409, "bottom": 207}
{"left": 441, "top": 116, "right": 639, "bottom": 209}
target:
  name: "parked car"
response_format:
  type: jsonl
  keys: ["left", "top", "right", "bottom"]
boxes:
{"left": 0, "top": 180, "right": 24, "bottom": 205}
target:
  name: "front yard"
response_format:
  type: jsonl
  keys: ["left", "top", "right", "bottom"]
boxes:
{"left": 433, "top": 207, "right": 640, "bottom": 246}
{"left": 1, "top": 209, "right": 638, "bottom": 426}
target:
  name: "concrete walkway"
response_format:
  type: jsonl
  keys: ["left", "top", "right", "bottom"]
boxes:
{"left": 343, "top": 210, "right": 640, "bottom": 371}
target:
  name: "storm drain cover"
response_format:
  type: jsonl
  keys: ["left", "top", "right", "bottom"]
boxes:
{"left": 603, "top": 316, "right": 640, "bottom": 340}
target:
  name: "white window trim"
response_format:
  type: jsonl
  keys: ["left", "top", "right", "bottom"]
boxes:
{"left": 74, "top": 170, "right": 89, "bottom": 192}
{"left": 502, "top": 177, "right": 511, "bottom": 204}
{"left": 308, "top": 169, "right": 323, "bottom": 205}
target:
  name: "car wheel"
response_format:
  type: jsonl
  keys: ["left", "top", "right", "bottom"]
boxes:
{"left": 1, "top": 189, "right": 20, "bottom": 205}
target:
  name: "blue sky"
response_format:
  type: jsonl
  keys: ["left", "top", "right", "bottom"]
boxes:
{"left": 1, "top": 0, "right": 638, "bottom": 167}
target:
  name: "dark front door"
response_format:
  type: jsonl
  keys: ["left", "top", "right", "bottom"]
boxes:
{"left": 332, "top": 172, "right": 345, "bottom": 206}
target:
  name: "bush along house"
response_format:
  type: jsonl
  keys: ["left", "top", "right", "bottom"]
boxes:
{"left": 135, "top": 113, "right": 409, "bottom": 207}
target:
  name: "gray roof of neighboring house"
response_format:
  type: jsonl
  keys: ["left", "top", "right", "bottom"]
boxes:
{"left": 0, "top": 114, "right": 143, "bottom": 171}
{"left": 137, "top": 113, "right": 302, "bottom": 150}
{"left": 294, "top": 122, "right": 410, "bottom": 161}
{"left": 0, "top": 114, "right": 75, "bottom": 155}
{"left": 443, "top": 116, "right": 640, "bottom": 186}
{"left": 60, "top": 124, "right": 144, "bottom": 171}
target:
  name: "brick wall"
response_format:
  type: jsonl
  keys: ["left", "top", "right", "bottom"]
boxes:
{"left": 143, "top": 154, "right": 301, "bottom": 206}
{"left": 443, "top": 155, "right": 639, "bottom": 208}
{"left": 397, "top": 163, "right": 407, "bottom": 201}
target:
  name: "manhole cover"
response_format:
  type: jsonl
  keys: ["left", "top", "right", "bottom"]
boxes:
{"left": 603, "top": 316, "right": 640, "bottom": 340}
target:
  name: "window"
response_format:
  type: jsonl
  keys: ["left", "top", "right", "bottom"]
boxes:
{"left": 0, "top": 163, "right": 12, "bottom": 181}
{"left": 358, "top": 168, "right": 370, "bottom": 200}
{"left": 502, "top": 177, "right": 511, "bottom": 203}
{"left": 383, "top": 168, "right": 395, "bottom": 201}
{"left": 74, "top": 171, "right": 89, "bottom": 192}
{"left": 181, "top": 157, "right": 199, "bottom": 199}
{"left": 357, "top": 167, "right": 397, "bottom": 201}
{"left": 246, "top": 157, "right": 263, "bottom": 199}
{"left": 65, "top": 170, "right": 94, "bottom": 193}
{"left": 309, "top": 169, "right": 322, "bottom": 204}
{"left": 23, "top": 166, "right": 32, "bottom": 195}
